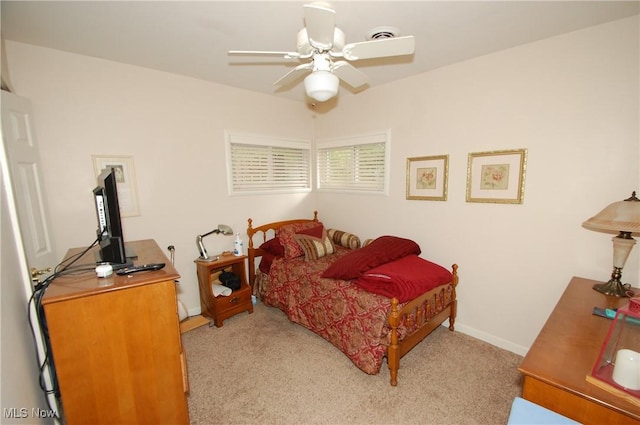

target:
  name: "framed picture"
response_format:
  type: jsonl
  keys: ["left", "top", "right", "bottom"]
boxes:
{"left": 406, "top": 155, "right": 449, "bottom": 201}
{"left": 466, "top": 149, "right": 527, "bottom": 204}
{"left": 92, "top": 155, "right": 140, "bottom": 217}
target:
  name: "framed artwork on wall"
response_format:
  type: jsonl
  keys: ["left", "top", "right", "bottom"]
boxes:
{"left": 406, "top": 155, "right": 449, "bottom": 201}
{"left": 92, "top": 155, "right": 140, "bottom": 217}
{"left": 466, "top": 149, "right": 527, "bottom": 204}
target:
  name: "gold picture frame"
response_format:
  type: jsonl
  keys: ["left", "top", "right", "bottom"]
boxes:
{"left": 92, "top": 155, "right": 140, "bottom": 217}
{"left": 406, "top": 155, "right": 449, "bottom": 201}
{"left": 466, "top": 149, "right": 527, "bottom": 204}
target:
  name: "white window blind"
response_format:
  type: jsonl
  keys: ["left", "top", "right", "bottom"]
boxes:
{"left": 226, "top": 133, "right": 311, "bottom": 194}
{"left": 316, "top": 132, "right": 389, "bottom": 193}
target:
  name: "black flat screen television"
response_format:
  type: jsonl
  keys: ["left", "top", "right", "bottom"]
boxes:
{"left": 93, "top": 167, "right": 130, "bottom": 265}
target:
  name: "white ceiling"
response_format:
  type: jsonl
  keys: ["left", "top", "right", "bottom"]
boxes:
{"left": 2, "top": 1, "right": 639, "bottom": 103}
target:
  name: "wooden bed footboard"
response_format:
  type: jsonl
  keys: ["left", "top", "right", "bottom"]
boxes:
{"left": 387, "top": 264, "right": 458, "bottom": 386}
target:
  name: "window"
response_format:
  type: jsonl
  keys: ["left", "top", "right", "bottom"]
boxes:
{"left": 316, "top": 132, "right": 389, "bottom": 194}
{"left": 226, "top": 133, "right": 311, "bottom": 195}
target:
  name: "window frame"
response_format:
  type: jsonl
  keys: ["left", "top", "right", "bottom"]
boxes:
{"left": 225, "top": 132, "right": 312, "bottom": 196}
{"left": 315, "top": 131, "right": 390, "bottom": 195}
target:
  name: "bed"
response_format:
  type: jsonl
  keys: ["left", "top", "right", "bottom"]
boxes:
{"left": 247, "top": 211, "right": 458, "bottom": 386}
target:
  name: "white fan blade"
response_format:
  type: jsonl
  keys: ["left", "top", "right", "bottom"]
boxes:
{"left": 341, "top": 36, "right": 415, "bottom": 61}
{"left": 332, "top": 61, "right": 368, "bottom": 89}
{"left": 303, "top": 3, "right": 335, "bottom": 50}
{"left": 274, "top": 63, "right": 313, "bottom": 87}
{"left": 229, "top": 50, "right": 301, "bottom": 60}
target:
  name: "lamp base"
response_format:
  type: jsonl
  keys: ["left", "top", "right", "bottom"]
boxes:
{"left": 197, "top": 255, "right": 219, "bottom": 263}
{"left": 593, "top": 268, "right": 634, "bottom": 297}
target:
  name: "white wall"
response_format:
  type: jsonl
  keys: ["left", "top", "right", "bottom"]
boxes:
{"left": 315, "top": 16, "right": 640, "bottom": 353}
{"left": 3, "top": 16, "right": 639, "bottom": 357}
{"left": 3, "top": 41, "right": 315, "bottom": 315}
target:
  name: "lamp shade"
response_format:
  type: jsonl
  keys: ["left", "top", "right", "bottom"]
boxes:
{"left": 583, "top": 192, "right": 640, "bottom": 234}
{"left": 583, "top": 191, "right": 640, "bottom": 297}
{"left": 304, "top": 71, "right": 339, "bottom": 102}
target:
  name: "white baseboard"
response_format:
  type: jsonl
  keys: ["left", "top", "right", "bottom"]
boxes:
{"left": 451, "top": 322, "right": 529, "bottom": 356}
{"left": 188, "top": 306, "right": 202, "bottom": 317}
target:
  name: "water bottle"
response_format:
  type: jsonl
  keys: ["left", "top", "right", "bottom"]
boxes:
{"left": 233, "top": 233, "right": 243, "bottom": 256}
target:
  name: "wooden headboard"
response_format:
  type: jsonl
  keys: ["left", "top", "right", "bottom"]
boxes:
{"left": 246, "top": 211, "right": 319, "bottom": 288}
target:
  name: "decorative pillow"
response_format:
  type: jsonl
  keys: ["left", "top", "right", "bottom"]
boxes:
{"left": 277, "top": 222, "right": 324, "bottom": 259}
{"left": 259, "top": 237, "right": 285, "bottom": 257}
{"left": 258, "top": 253, "right": 276, "bottom": 274}
{"left": 327, "top": 229, "right": 361, "bottom": 250}
{"left": 322, "top": 235, "right": 421, "bottom": 280}
{"left": 294, "top": 228, "right": 335, "bottom": 261}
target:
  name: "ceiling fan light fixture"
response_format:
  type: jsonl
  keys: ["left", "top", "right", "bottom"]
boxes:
{"left": 304, "top": 70, "right": 339, "bottom": 102}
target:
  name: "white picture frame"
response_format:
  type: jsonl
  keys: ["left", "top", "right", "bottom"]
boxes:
{"left": 92, "top": 155, "right": 140, "bottom": 217}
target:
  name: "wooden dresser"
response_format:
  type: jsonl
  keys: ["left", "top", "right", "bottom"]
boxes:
{"left": 42, "top": 239, "right": 189, "bottom": 425}
{"left": 519, "top": 276, "right": 640, "bottom": 424}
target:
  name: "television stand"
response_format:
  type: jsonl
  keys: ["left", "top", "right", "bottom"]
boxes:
{"left": 125, "top": 243, "right": 138, "bottom": 260}
{"left": 105, "top": 261, "right": 134, "bottom": 271}
{"left": 94, "top": 243, "right": 137, "bottom": 267}
{"left": 41, "top": 239, "right": 189, "bottom": 424}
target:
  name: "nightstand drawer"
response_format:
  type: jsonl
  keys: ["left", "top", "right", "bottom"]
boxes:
{"left": 212, "top": 285, "right": 251, "bottom": 313}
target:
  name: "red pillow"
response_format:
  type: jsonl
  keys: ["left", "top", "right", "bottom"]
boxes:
{"left": 297, "top": 225, "right": 324, "bottom": 238}
{"left": 259, "top": 237, "right": 285, "bottom": 257}
{"left": 322, "top": 235, "right": 421, "bottom": 280}
{"left": 258, "top": 253, "right": 276, "bottom": 274}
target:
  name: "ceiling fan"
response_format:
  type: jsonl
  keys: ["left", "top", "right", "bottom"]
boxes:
{"left": 228, "top": 2, "right": 415, "bottom": 102}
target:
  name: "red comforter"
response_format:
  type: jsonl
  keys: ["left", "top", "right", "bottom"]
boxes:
{"left": 259, "top": 247, "right": 454, "bottom": 375}
{"left": 354, "top": 254, "right": 453, "bottom": 303}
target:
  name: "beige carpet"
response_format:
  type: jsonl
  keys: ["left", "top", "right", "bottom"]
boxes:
{"left": 182, "top": 302, "right": 524, "bottom": 425}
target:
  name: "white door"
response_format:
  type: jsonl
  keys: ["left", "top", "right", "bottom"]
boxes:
{"left": 1, "top": 90, "right": 61, "bottom": 418}
{"left": 1, "top": 91, "right": 57, "bottom": 280}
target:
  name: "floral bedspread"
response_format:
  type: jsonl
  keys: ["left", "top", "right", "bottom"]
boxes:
{"left": 259, "top": 247, "right": 449, "bottom": 375}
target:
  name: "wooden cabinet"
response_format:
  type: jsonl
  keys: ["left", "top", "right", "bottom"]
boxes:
{"left": 42, "top": 239, "right": 189, "bottom": 425}
{"left": 195, "top": 254, "right": 253, "bottom": 327}
{"left": 519, "top": 277, "right": 640, "bottom": 424}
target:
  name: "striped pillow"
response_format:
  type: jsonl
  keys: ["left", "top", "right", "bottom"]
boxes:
{"left": 277, "top": 222, "right": 324, "bottom": 259}
{"left": 327, "top": 229, "right": 361, "bottom": 250}
{"left": 294, "top": 229, "right": 335, "bottom": 261}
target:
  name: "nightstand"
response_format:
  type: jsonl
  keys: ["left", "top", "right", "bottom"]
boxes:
{"left": 195, "top": 254, "right": 253, "bottom": 327}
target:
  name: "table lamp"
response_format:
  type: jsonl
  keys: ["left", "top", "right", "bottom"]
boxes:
{"left": 583, "top": 191, "right": 640, "bottom": 297}
{"left": 196, "top": 224, "right": 233, "bottom": 262}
